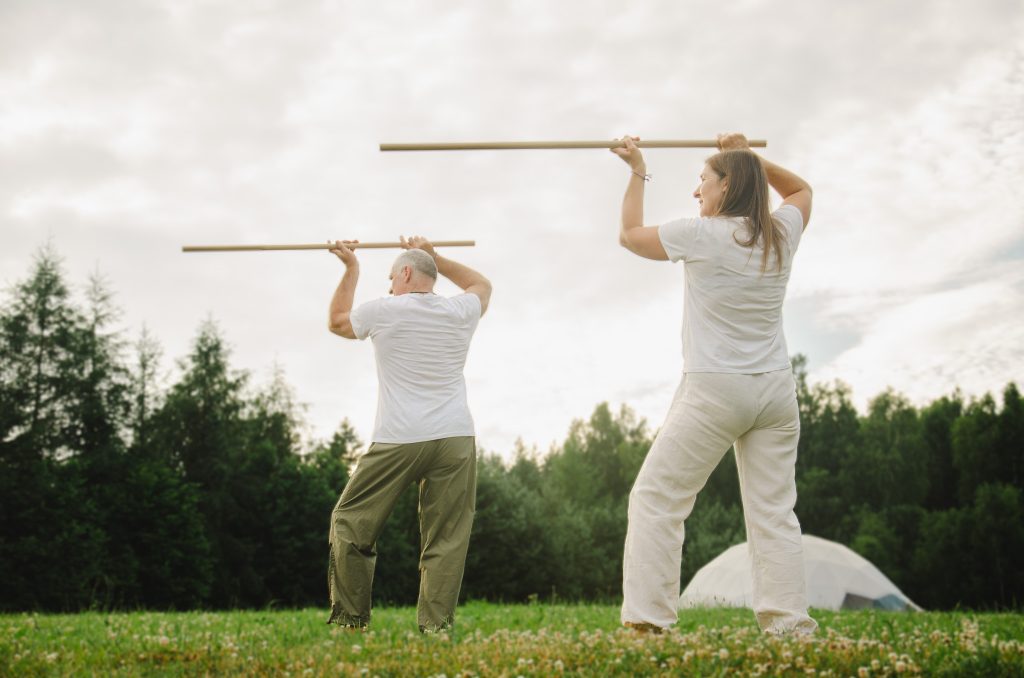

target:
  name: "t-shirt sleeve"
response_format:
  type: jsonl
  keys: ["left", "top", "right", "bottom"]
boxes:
{"left": 349, "top": 298, "right": 384, "bottom": 340}
{"left": 450, "top": 293, "right": 483, "bottom": 326}
{"left": 774, "top": 204, "right": 804, "bottom": 253}
{"left": 657, "top": 217, "right": 701, "bottom": 263}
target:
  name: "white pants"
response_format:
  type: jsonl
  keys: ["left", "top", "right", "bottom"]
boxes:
{"left": 621, "top": 369, "right": 818, "bottom": 634}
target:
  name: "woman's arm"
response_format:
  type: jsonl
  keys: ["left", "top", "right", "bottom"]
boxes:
{"left": 762, "top": 157, "right": 812, "bottom": 229}
{"left": 611, "top": 136, "right": 669, "bottom": 261}
{"left": 719, "top": 133, "right": 812, "bottom": 230}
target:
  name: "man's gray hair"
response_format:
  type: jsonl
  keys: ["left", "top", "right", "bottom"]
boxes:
{"left": 392, "top": 249, "right": 438, "bottom": 280}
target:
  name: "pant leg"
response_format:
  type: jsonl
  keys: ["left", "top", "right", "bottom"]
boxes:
{"left": 621, "top": 374, "right": 754, "bottom": 628}
{"left": 327, "top": 441, "right": 423, "bottom": 626}
{"left": 415, "top": 436, "right": 477, "bottom": 631}
{"left": 733, "top": 369, "right": 818, "bottom": 635}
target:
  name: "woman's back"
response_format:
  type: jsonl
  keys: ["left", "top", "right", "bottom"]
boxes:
{"left": 658, "top": 204, "right": 804, "bottom": 373}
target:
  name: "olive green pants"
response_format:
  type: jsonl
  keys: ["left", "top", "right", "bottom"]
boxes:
{"left": 327, "top": 436, "right": 476, "bottom": 631}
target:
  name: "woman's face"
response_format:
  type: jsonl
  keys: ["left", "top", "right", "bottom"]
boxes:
{"left": 693, "top": 163, "right": 728, "bottom": 217}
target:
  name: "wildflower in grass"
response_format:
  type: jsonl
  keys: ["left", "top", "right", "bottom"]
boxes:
{"left": 895, "top": 660, "right": 907, "bottom": 672}
{"left": 857, "top": 666, "right": 869, "bottom": 677}
{"left": 719, "top": 648, "right": 730, "bottom": 660}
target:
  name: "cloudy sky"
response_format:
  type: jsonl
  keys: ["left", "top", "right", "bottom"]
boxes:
{"left": 3, "top": 0, "right": 1023, "bottom": 456}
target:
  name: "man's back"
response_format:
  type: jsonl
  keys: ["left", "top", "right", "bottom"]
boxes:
{"left": 326, "top": 237, "right": 490, "bottom": 633}
{"left": 351, "top": 292, "right": 481, "bottom": 444}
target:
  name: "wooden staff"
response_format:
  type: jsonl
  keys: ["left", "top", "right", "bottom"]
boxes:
{"left": 379, "top": 139, "right": 767, "bottom": 151}
{"left": 182, "top": 240, "right": 475, "bottom": 253}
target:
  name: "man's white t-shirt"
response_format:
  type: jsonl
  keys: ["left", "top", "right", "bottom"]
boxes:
{"left": 349, "top": 292, "right": 481, "bottom": 444}
{"left": 657, "top": 204, "right": 804, "bottom": 374}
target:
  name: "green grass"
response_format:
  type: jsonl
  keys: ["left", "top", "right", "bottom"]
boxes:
{"left": 2, "top": 602, "right": 1022, "bottom": 676}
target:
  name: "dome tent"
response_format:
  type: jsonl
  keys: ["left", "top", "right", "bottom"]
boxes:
{"left": 679, "top": 534, "right": 922, "bottom": 612}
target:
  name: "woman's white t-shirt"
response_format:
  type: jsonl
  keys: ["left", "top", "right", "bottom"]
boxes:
{"left": 349, "top": 292, "right": 481, "bottom": 444}
{"left": 657, "top": 204, "right": 804, "bottom": 374}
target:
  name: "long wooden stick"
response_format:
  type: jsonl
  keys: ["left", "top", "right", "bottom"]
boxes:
{"left": 182, "top": 240, "right": 475, "bottom": 253}
{"left": 379, "top": 139, "right": 766, "bottom": 151}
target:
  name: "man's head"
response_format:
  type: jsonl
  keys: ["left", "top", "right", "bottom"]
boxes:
{"left": 389, "top": 249, "right": 438, "bottom": 296}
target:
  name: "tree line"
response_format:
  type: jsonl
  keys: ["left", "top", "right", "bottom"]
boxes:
{"left": 1, "top": 248, "right": 1021, "bottom": 612}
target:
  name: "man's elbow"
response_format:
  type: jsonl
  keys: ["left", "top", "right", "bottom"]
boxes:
{"left": 619, "top": 232, "right": 637, "bottom": 254}
{"left": 329, "top": 326, "right": 357, "bottom": 340}
{"left": 328, "top": 317, "right": 357, "bottom": 340}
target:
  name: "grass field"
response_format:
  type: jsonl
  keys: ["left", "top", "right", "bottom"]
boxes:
{"left": 2, "top": 602, "right": 1022, "bottom": 676}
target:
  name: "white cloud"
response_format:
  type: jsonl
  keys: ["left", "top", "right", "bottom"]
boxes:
{"left": 790, "top": 36, "right": 1024, "bottom": 406}
{"left": 812, "top": 262, "right": 1024, "bottom": 409}
{"left": 791, "top": 37, "right": 1024, "bottom": 295}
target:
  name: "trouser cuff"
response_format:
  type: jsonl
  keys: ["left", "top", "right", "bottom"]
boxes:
{"left": 326, "top": 604, "right": 370, "bottom": 628}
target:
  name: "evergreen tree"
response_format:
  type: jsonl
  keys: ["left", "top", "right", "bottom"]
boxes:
{"left": 0, "top": 248, "right": 104, "bottom": 610}
{"left": 150, "top": 320, "right": 251, "bottom": 607}
{"left": 920, "top": 393, "right": 963, "bottom": 510}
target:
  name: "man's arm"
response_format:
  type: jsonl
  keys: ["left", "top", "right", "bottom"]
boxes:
{"left": 327, "top": 240, "right": 360, "bottom": 339}
{"left": 611, "top": 135, "right": 669, "bottom": 260}
{"left": 402, "top": 235, "right": 492, "bottom": 315}
{"left": 718, "top": 133, "right": 813, "bottom": 230}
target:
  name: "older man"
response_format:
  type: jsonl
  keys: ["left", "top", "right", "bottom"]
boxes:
{"left": 325, "top": 235, "right": 491, "bottom": 632}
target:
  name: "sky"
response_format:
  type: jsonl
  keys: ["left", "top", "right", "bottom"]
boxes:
{"left": 2, "top": 0, "right": 1023, "bottom": 456}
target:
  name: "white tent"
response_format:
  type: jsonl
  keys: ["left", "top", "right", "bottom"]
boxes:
{"left": 679, "top": 534, "right": 922, "bottom": 611}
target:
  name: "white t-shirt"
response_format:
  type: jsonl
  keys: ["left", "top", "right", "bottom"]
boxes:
{"left": 349, "top": 292, "right": 481, "bottom": 444}
{"left": 657, "top": 204, "right": 804, "bottom": 374}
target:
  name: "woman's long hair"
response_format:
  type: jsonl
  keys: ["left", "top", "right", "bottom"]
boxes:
{"left": 707, "top": 149, "right": 785, "bottom": 273}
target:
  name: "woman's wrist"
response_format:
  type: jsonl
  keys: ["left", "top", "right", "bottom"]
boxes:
{"left": 631, "top": 166, "right": 651, "bottom": 182}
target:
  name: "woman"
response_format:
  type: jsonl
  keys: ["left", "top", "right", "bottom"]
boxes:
{"left": 613, "top": 133, "right": 818, "bottom": 635}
